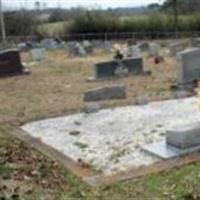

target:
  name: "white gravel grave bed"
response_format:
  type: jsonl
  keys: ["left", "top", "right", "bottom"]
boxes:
{"left": 22, "top": 97, "right": 200, "bottom": 175}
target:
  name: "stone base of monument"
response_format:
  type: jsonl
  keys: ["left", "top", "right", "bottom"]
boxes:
{"left": 143, "top": 123, "right": 200, "bottom": 159}
{"left": 143, "top": 141, "right": 200, "bottom": 159}
{"left": 87, "top": 70, "right": 151, "bottom": 82}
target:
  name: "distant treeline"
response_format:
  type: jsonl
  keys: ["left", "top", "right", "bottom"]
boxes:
{"left": 67, "top": 10, "right": 200, "bottom": 36}
{"left": 2, "top": 5, "right": 200, "bottom": 38}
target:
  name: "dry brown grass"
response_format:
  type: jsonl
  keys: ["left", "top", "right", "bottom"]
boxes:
{"left": 0, "top": 49, "right": 177, "bottom": 124}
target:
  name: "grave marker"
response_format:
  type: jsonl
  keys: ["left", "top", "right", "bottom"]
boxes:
{"left": 31, "top": 48, "right": 46, "bottom": 61}
{"left": 0, "top": 49, "right": 26, "bottom": 76}
{"left": 84, "top": 85, "right": 126, "bottom": 102}
{"left": 91, "top": 57, "right": 144, "bottom": 80}
{"left": 177, "top": 48, "right": 200, "bottom": 84}
{"left": 168, "top": 41, "right": 189, "bottom": 56}
{"left": 148, "top": 43, "right": 160, "bottom": 57}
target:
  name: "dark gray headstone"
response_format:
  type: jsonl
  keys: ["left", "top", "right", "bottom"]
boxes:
{"left": 0, "top": 49, "right": 25, "bottom": 76}
{"left": 177, "top": 48, "right": 200, "bottom": 84}
{"left": 94, "top": 57, "right": 143, "bottom": 79}
{"left": 84, "top": 85, "right": 126, "bottom": 102}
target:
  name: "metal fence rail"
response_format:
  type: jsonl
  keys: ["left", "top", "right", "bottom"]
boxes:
{"left": 1, "top": 31, "right": 200, "bottom": 43}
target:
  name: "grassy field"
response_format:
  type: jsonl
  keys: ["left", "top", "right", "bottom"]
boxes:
{"left": 0, "top": 49, "right": 199, "bottom": 199}
{"left": 37, "top": 21, "right": 72, "bottom": 37}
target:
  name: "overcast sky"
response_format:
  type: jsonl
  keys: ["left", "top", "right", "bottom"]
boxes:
{"left": 3, "top": 0, "right": 165, "bottom": 10}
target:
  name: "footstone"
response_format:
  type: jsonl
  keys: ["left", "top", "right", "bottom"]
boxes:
{"left": 177, "top": 48, "right": 200, "bottom": 84}
{"left": 84, "top": 85, "right": 126, "bottom": 102}
{"left": 84, "top": 102, "right": 101, "bottom": 113}
{"left": 0, "top": 49, "right": 25, "bottom": 76}
{"left": 93, "top": 57, "right": 144, "bottom": 79}
{"left": 166, "top": 123, "right": 200, "bottom": 149}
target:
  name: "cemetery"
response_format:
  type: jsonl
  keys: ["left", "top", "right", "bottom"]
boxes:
{"left": 0, "top": 36, "right": 200, "bottom": 192}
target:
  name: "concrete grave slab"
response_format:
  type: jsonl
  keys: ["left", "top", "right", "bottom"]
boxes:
{"left": 22, "top": 97, "right": 200, "bottom": 176}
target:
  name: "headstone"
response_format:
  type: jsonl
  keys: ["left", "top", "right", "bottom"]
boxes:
{"left": 137, "top": 42, "right": 149, "bottom": 51}
{"left": 104, "top": 41, "right": 112, "bottom": 52}
{"left": 31, "top": 48, "right": 46, "bottom": 61}
{"left": 168, "top": 41, "right": 189, "bottom": 56}
{"left": 77, "top": 44, "right": 87, "bottom": 57}
{"left": 82, "top": 40, "right": 93, "bottom": 54}
{"left": 127, "top": 45, "right": 141, "bottom": 58}
{"left": 134, "top": 96, "right": 149, "bottom": 105}
{"left": 0, "top": 49, "right": 25, "bottom": 76}
{"left": 148, "top": 43, "right": 160, "bottom": 57}
{"left": 93, "top": 57, "right": 144, "bottom": 79}
{"left": 17, "top": 43, "right": 29, "bottom": 52}
{"left": 84, "top": 85, "right": 126, "bottom": 102}
{"left": 167, "top": 123, "right": 200, "bottom": 149}
{"left": 177, "top": 48, "right": 200, "bottom": 84}
{"left": 191, "top": 38, "right": 200, "bottom": 48}
{"left": 40, "top": 38, "right": 58, "bottom": 49}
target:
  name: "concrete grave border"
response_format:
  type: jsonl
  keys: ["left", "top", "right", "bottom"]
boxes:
{"left": 2, "top": 123, "right": 200, "bottom": 187}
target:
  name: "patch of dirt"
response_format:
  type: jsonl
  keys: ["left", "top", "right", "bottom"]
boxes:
{"left": 0, "top": 132, "right": 70, "bottom": 199}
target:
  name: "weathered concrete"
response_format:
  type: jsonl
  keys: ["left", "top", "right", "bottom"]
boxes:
{"left": 84, "top": 85, "right": 126, "bottom": 102}
{"left": 167, "top": 123, "right": 200, "bottom": 149}
{"left": 177, "top": 48, "right": 200, "bottom": 84}
{"left": 143, "top": 141, "right": 200, "bottom": 159}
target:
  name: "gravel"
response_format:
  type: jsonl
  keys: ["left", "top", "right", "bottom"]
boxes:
{"left": 22, "top": 97, "right": 200, "bottom": 175}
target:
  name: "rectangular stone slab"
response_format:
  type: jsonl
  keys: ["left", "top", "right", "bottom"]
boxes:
{"left": 84, "top": 85, "right": 126, "bottom": 102}
{"left": 177, "top": 48, "right": 200, "bottom": 84}
{"left": 166, "top": 123, "right": 200, "bottom": 149}
{"left": 143, "top": 141, "right": 200, "bottom": 159}
{"left": 94, "top": 57, "right": 143, "bottom": 79}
